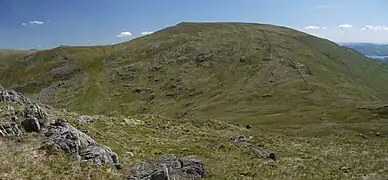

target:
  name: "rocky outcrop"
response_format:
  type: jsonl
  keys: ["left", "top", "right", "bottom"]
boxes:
{"left": 0, "top": 89, "right": 30, "bottom": 105}
{"left": 232, "top": 136, "right": 276, "bottom": 161}
{"left": 0, "top": 87, "right": 121, "bottom": 169}
{"left": 127, "top": 154, "right": 205, "bottom": 180}
{"left": 42, "top": 119, "right": 122, "bottom": 169}
{"left": 0, "top": 90, "right": 48, "bottom": 136}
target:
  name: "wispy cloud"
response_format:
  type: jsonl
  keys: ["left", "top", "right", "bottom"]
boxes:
{"left": 310, "top": 4, "right": 339, "bottom": 10}
{"left": 29, "top": 21, "right": 44, "bottom": 25}
{"left": 22, "top": 23, "right": 26, "bottom": 26}
{"left": 305, "top": 25, "right": 320, "bottom": 30}
{"left": 141, "top": 31, "right": 154, "bottom": 35}
{"left": 361, "top": 25, "right": 388, "bottom": 31}
{"left": 338, "top": 24, "right": 353, "bottom": 29}
{"left": 304, "top": 25, "right": 328, "bottom": 30}
{"left": 116, "top": 31, "right": 132, "bottom": 37}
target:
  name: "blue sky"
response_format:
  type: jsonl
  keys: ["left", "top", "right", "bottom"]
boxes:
{"left": 1, "top": 0, "right": 387, "bottom": 49}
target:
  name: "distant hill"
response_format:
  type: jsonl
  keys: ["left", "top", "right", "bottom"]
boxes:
{"left": 341, "top": 43, "right": 388, "bottom": 56}
{"left": 0, "top": 49, "right": 37, "bottom": 58}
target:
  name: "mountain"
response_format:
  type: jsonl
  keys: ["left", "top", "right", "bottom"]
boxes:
{"left": 341, "top": 43, "right": 388, "bottom": 56}
{"left": 2, "top": 22, "right": 388, "bottom": 135}
{"left": 1, "top": 22, "right": 388, "bottom": 179}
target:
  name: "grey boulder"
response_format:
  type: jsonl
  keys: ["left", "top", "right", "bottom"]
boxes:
{"left": 23, "top": 103, "right": 50, "bottom": 127}
{"left": 42, "top": 119, "right": 121, "bottom": 169}
{"left": 0, "top": 89, "right": 29, "bottom": 105}
{"left": 127, "top": 154, "right": 205, "bottom": 180}
{"left": 22, "top": 117, "right": 41, "bottom": 132}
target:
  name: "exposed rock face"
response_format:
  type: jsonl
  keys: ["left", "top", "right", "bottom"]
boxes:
{"left": 127, "top": 154, "right": 205, "bottom": 180}
{"left": 42, "top": 119, "right": 121, "bottom": 169}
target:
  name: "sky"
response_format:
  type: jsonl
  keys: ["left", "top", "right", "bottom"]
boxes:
{"left": 1, "top": 0, "right": 387, "bottom": 49}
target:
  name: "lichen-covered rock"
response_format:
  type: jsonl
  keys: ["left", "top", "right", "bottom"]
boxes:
{"left": 0, "top": 121, "right": 24, "bottom": 137}
{"left": 1, "top": 87, "right": 121, "bottom": 169}
{"left": 75, "top": 115, "right": 94, "bottom": 123}
{"left": 42, "top": 119, "right": 121, "bottom": 169}
{"left": 23, "top": 103, "right": 49, "bottom": 127}
{"left": 0, "top": 89, "right": 30, "bottom": 105}
{"left": 127, "top": 154, "right": 206, "bottom": 180}
{"left": 231, "top": 136, "right": 276, "bottom": 160}
{"left": 0, "top": 89, "right": 49, "bottom": 136}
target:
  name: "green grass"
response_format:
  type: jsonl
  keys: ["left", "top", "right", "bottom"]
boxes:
{"left": 52, "top": 106, "right": 388, "bottom": 179}
{"left": 2, "top": 99, "right": 383, "bottom": 180}
{"left": 2, "top": 96, "right": 388, "bottom": 179}
{"left": 1, "top": 22, "right": 388, "bottom": 179}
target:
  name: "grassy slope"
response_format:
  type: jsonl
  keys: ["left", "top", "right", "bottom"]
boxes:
{"left": 1, "top": 23, "right": 388, "bottom": 136}
{"left": 1, "top": 100, "right": 387, "bottom": 180}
